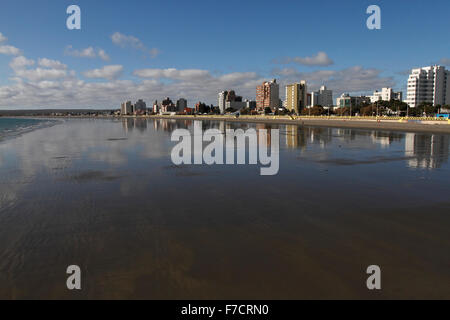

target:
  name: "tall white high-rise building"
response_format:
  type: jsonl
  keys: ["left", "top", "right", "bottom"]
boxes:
{"left": 218, "top": 91, "right": 227, "bottom": 114}
{"left": 406, "top": 65, "right": 450, "bottom": 108}
{"left": 120, "top": 101, "right": 133, "bottom": 115}
{"left": 311, "top": 85, "right": 333, "bottom": 107}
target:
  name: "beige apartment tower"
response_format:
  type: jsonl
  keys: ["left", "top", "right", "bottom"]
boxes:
{"left": 285, "top": 81, "right": 307, "bottom": 114}
{"left": 256, "top": 79, "right": 280, "bottom": 112}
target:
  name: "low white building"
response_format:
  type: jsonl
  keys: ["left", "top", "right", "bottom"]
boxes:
{"left": 369, "top": 88, "right": 402, "bottom": 103}
{"left": 336, "top": 93, "right": 371, "bottom": 108}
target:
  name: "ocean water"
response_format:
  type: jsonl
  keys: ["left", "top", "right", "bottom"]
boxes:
{"left": 0, "top": 118, "right": 56, "bottom": 141}
{"left": 0, "top": 118, "right": 449, "bottom": 299}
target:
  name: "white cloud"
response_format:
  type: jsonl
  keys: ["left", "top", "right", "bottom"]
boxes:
{"left": 0, "top": 86, "right": 19, "bottom": 99}
{"left": 0, "top": 32, "right": 22, "bottom": 56}
{"left": 0, "top": 45, "right": 22, "bottom": 56}
{"left": 0, "top": 45, "right": 397, "bottom": 109}
{"left": 65, "top": 45, "right": 110, "bottom": 61}
{"left": 14, "top": 68, "right": 68, "bottom": 82}
{"left": 148, "top": 48, "right": 160, "bottom": 58}
{"left": 66, "top": 46, "right": 95, "bottom": 58}
{"left": 133, "top": 68, "right": 211, "bottom": 80}
{"left": 111, "top": 32, "right": 144, "bottom": 49}
{"left": 0, "top": 66, "right": 265, "bottom": 108}
{"left": 276, "top": 51, "right": 334, "bottom": 66}
{"left": 111, "top": 32, "right": 160, "bottom": 58}
{"left": 9, "top": 56, "right": 71, "bottom": 81}
{"left": 10, "top": 56, "right": 35, "bottom": 70}
{"left": 82, "top": 65, "right": 124, "bottom": 80}
{"left": 272, "top": 65, "right": 395, "bottom": 98}
{"left": 218, "top": 72, "right": 259, "bottom": 83}
{"left": 0, "top": 32, "right": 7, "bottom": 44}
{"left": 38, "top": 58, "right": 67, "bottom": 70}
{"left": 98, "top": 49, "right": 110, "bottom": 61}
{"left": 131, "top": 68, "right": 262, "bottom": 102}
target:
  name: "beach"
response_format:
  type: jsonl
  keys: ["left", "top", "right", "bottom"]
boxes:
{"left": 19, "top": 114, "right": 450, "bottom": 134}
{"left": 146, "top": 115, "right": 450, "bottom": 134}
{"left": 0, "top": 117, "right": 449, "bottom": 299}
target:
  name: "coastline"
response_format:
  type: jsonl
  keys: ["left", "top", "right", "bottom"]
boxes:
{"left": 6, "top": 114, "right": 450, "bottom": 134}
{"left": 130, "top": 115, "right": 450, "bottom": 134}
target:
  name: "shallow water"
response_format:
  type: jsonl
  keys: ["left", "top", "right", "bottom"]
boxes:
{"left": 0, "top": 118, "right": 57, "bottom": 141}
{"left": 0, "top": 118, "right": 449, "bottom": 299}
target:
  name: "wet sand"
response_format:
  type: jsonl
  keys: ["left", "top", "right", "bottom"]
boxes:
{"left": 0, "top": 118, "right": 449, "bottom": 299}
{"left": 23, "top": 115, "right": 450, "bottom": 134}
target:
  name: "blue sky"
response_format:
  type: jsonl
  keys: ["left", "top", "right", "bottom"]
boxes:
{"left": 0, "top": 0, "right": 449, "bottom": 108}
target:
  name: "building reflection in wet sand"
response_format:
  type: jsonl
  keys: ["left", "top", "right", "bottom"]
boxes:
{"left": 122, "top": 118, "right": 450, "bottom": 170}
{"left": 405, "top": 133, "right": 450, "bottom": 169}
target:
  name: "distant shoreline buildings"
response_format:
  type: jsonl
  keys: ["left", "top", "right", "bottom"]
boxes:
{"left": 119, "top": 65, "right": 450, "bottom": 116}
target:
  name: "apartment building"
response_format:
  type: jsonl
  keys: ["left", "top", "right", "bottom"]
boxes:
{"left": 120, "top": 101, "right": 133, "bottom": 115}
{"left": 336, "top": 93, "right": 371, "bottom": 108}
{"left": 285, "top": 81, "right": 307, "bottom": 114}
{"left": 369, "top": 88, "right": 402, "bottom": 103}
{"left": 311, "top": 85, "right": 333, "bottom": 107}
{"left": 256, "top": 79, "right": 279, "bottom": 112}
{"left": 406, "top": 65, "right": 450, "bottom": 108}
{"left": 218, "top": 90, "right": 244, "bottom": 113}
{"left": 176, "top": 98, "right": 187, "bottom": 112}
{"left": 134, "top": 99, "right": 147, "bottom": 115}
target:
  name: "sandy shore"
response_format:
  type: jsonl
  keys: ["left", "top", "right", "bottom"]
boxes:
{"left": 146, "top": 115, "right": 450, "bottom": 134}
{"left": 12, "top": 114, "right": 450, "bottom": 134}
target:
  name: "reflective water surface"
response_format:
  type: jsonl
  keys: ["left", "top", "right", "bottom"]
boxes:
{"left": 0, "top": 118, "right": 449, "bottom": 299}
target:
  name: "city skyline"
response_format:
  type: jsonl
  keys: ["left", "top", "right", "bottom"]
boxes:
{"left": 0, "top": 0, "right": 450, "bottom": 109}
